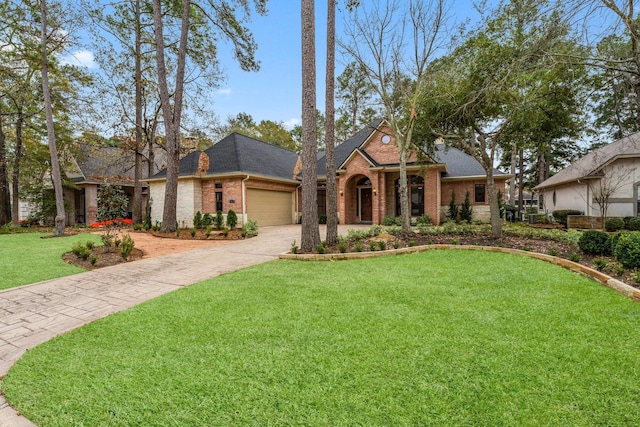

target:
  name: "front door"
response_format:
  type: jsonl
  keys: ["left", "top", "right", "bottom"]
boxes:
{"left": 359, "top": 188, "right": 372, "bottom": 222}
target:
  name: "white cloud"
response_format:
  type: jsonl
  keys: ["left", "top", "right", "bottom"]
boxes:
{"left": 217, "top": 88, "right": 232, "bottom": 95}
{"left": 61, "top": 50, "right": 96, "bottom": 69}
{"left": 283, "top": 118, "right": 300, "bottom": 129}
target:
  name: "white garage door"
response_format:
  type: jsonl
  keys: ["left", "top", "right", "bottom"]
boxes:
{"left": 246, "top": 189, "right": 293, "bottom": 226}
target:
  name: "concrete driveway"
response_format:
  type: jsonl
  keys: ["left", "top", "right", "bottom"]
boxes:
{"left": 0, "top": 224, "right": 363, "bottom": 426}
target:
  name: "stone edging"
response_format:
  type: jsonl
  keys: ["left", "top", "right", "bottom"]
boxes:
{"left": 279, "top": 244, "right": 640, "bottom": 303}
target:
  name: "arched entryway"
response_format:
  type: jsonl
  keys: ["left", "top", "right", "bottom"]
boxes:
{"left": 344, "top": 175, "right": 373, "bottom": 224}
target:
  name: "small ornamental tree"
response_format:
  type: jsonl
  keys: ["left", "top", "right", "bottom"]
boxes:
{"left": 460, "top": 191, "right": 473, "bottom": 223}
{"left": 97, "top": 183, "right": 128, "bottom": 223}
{"left": 448, "top": 191, "right": 459, "bottom": 222}
{"left": 227, "top": 210, "right": 238, "bottom": 230}
{"left": 96, "top": 183, "right": 129, "bottom": 248}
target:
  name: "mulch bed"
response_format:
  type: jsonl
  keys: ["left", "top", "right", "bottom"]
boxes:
{"left": 150, "top": 229, "right": 245, "bottom": 240}
{"left": 63, "top": 247, "right": 144, "bottom": 270}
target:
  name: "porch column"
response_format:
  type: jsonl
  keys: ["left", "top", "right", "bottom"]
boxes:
{"left": 85, "top": 184, "right": 98, "bottom": 225}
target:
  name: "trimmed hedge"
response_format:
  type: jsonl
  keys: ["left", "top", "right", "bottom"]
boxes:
{"left": 614, "top": 231, "right": 640, "bottom": 268}
{"left": 578, "top": 230, "right": 611, "bottom": 256}
{"left": 628, "top": 217, "right": 640, "bottom": 231}
{"left": 605, "top": 217, "right": 625, "bottom": 232}
{"left": 552, "top": 210, "right": 583, "bottom": 227}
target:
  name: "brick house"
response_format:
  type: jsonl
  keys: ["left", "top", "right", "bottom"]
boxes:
{"left": 146, "top": 133, "right": 301, "bottom": 227}
{"left": 147, "top": 122, "right": 509, "bottom": 228}
{"left": 317, "top": 119, "right": 510, "bottom": 224}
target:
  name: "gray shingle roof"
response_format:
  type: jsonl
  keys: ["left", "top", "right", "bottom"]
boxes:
{"left": 316, "top": 118, "right": 507, "bottom": 179}
{"left": 434, "top": 145, "right": 506, "bottom": 178}
{"left": 152, "top": 133, "right": 299, "bottom": 181}
{"left": 535, "top": 132, "right": 640, "bottom": 190}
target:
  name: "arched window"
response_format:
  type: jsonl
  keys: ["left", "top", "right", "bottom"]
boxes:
{"left": 357, "top": 177, "right": 371, "bottom": 186}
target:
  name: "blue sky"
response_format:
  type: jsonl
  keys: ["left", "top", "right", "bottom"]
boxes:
{"left": 63, "top": 1, "right": 487, "bottom": 131}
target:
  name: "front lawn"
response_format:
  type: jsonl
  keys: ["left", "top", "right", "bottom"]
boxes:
{"left": 0, "top": 233, "right": 102, "bottom": 291}
{"left": 4, "top": 250, "right": 640, "bottom": 425}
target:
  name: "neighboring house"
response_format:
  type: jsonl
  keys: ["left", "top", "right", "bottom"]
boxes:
{"left": 535, "top": 132, "right": 640, "bottom": 218}
{"left": 146, "top": 133, "right": 301, "bottom": 227}
{"left": 147, "top": 121, "right": 510, "bottom": 228}
{"left": 63, "top": 143, "right": 165, "bottom": 225}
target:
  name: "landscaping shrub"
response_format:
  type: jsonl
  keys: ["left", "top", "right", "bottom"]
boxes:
{"left": 214, "top": 211, "right": 225, "bottom": 230}
{"left": 193, "top": 211, "right": 203, "bottom": 229}
{"left": 290, "top": 240, "right": 298, "bottom": 254}
{"left": 605, "top": 217, "right": 625, "bottom": 232}
{"left": 577, "top": 230, "right": 611, "bottom": 255}
{"left": 120, "top": 234, "right": 135, "bottom": 260}
{"left": 448, "top": 191, "right": 459, "bottom": 222}
{"left": 71, "top": 242, "right": 90, "bottom": 260}
{"left": 242, "top": 220, "right": 258, "bottom": 237}
{"left": 202, "top": 213, "right": 214, "bottom": 228}
{"left": 627, "top": 217, "right": 640, "bottom": 231}
{"left": 416, "top": 214, "right": 432, "bottom": 226}
{"left": 382, "top": 216, "right": 397, "bottom": 226}
{"left": 614, "top": 231, "right": 640, "bottom": 268}
{"left": 318, "top": 214, "right": 327, "bottom": 224}
{"left": 227, "top": 210, "right": 238, "bottom": 230}
{"left": 385, "top": 226, "right": 402, "bottom": 236}
{"left": 190, "top": 228, "right": 197, "bottom": 237}
{"left": 552, "top": 209, "right": 583, "bottom": 227}
{"left": 610, "top": 230, "right": 628, "bottom": 253}
{"left": 460, "top": 191, "right": 473, "bottom": 223}
{"left": 316, "top": 242, "right": 325, "bottom": 254}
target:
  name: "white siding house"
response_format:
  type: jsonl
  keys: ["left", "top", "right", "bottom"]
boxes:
{"left": 535, "top": 133, "right": 640, "bottom": 218}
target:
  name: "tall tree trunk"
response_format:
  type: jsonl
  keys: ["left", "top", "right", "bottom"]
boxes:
{"left": 398, "top": 138, "right": 411, "bottom": 234}
{"left": 301, "top": 0, "right": 320, "bottom": 251}
{"left": 325, "top": 0, "right": 337, "bottom": 245}
{"left": 11, "top": 109, "right": 24, "bottom": 227}
{"left": 518, "top": 148, "right": 524, "bottom": 214}
{"left": 486, "top": 168, "right": 502, "bottom": 238}
{"left": 132, "top": 0, "right": 143, "bottom": 224}
{"left": 0, "top": 114, "right": 11, "bottom": 226}
{"left": 152, "top": 0, "right": 190, "bottom": 232}
{"left": 40, "top": 0, "right": 65, "bottom": 236}
{"left": 509, "top": 142, "right": 516, "bottom": 206}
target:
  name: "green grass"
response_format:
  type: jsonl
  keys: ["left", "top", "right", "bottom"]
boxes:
{"left": 4, "top": 251, "right": 640, "bottom": 425}
{"left": 0, "top": 233, "right": 102, "bottom": 290}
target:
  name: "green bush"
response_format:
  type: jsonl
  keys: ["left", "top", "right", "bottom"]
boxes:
{"left": 242, "top": 220, "right": 258, "bottom": 237}
{"left": 577, "top": 230, "right": 611, "bottom": 255}
{"left": 605, "top": 217, "right": 625, "bottom": 232}
{"left": 227, "top": 210, "right": 238, "bottom": 230}
{"left": 120, "top": 233, "right": 135, "bottom": 260}
{"left": 193, "top": 211, "right": 203, "bottom": 229}
{"left": 614, "top": 232, "right": 640, "bottom": 268}
{"left": 318, "top": 214, "right": 327, "bottom": 224}
{"left": 382, "top": 216, "right": 397, "bottom": 226}
{"left": 610, "top": 230, "right": 628, "bottom": 253}
{"left": 71, "top": 242, "right": 90, "bottom": 260}
{"left": 460, "top": 191, "right": 473, "bottom": 223}
{"left": 202, "top": 213, "right": 214, "bottom": 228}
{"left": 448, "top": 191, "right": 459, "bottom": 222}
{"left": 552, "top": 209, "right": 583, "bottom": 227}
{"left": 316, "top": 242, "right": 325, "bottom": 254}
{"left": 627, "top": 217, "right": 640, "bottom": 231}
{"left": 416, "top": 215, "right": 432, "bottom": 226}
{"left": 214, "top": 211, "right": 225, "bottom": 230}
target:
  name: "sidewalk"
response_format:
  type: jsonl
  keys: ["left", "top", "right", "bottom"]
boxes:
{"left": 0, "top": 224, "right": 312, "bottom": 427}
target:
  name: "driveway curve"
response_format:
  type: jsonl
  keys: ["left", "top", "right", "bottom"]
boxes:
{"left": 0, "top": 224, "right": 326, "bottom": 426}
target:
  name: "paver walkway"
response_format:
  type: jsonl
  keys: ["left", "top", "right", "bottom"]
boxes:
{"left": 1, "top": 224, "right": 356, "bottom": 427}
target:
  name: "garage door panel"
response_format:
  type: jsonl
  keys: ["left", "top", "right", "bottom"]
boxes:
{"left": 246, "top": 189, "right": 293, "bottom": 226}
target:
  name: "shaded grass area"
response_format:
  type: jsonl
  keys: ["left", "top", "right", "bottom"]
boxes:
{"left": 0, "top": 233, "right": 102, "bottom": 291}
{"left": 4, "top": 251, "right": 640, "bottom": 425}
